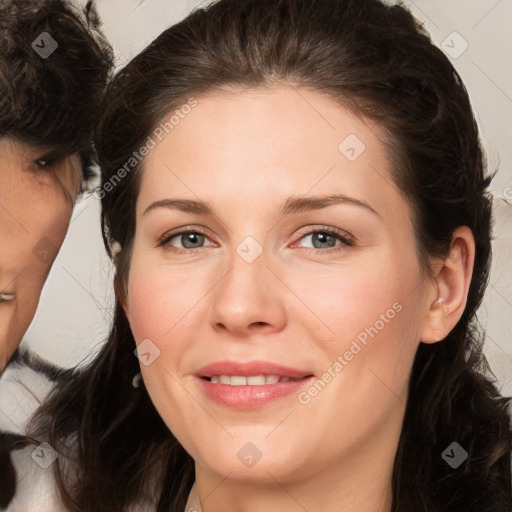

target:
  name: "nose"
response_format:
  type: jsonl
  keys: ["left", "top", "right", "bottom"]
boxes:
{"left": 208, "top": 244, "right": 287, "bottom": 338}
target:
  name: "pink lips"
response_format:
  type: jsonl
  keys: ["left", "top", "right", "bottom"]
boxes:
{"left": 196, "top": 360, "right": 315, "bottom": 409}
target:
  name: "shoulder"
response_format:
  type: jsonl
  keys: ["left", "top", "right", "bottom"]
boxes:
{"left": 0, "top": 345, "right": 70, "bottom": 511}
{"left": 3, "top": 445, "right": 69, "bottom": 512}
{"left": 0, "top": 345, "right": 61, "bottom": 435}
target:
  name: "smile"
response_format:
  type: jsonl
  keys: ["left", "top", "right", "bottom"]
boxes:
{"left": 205, "top": 374, "right": 304, "bottom": 385}
{"left": 196, "top": 360, "right": 315, "bottom": 408}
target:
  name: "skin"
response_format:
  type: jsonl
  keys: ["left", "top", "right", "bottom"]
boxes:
{"left": 123, "top": 84, "right": 475, "bottom": 512}
{"left": 0, "top": 138, "right": 82, "bottom": 371}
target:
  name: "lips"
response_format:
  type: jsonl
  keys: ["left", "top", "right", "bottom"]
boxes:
{"left": 197, "top": 360, "right": 313, "bottom": 379}
{"left": 196, "top": 360, "right": 315, "bottom": 408}
{"left": 208, "top": 375, "right": 301, "bottom": 385}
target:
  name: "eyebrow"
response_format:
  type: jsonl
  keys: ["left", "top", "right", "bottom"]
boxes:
{"left": 142, "top": 193, "right": 379, "bottom": 218}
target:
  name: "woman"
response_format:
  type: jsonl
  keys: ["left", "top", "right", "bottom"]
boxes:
{"left": 0, "top": 0, "right": 112, "bottom": 370}
{"left": 0, "top": 0, "right": 112, "bottom": 509}
{"left": 22, "top": 0, "right": 512, "bottom": 510}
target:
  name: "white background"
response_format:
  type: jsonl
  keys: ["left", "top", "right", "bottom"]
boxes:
{"left": 24, "top": 0, "right": 512, "bottom": 396}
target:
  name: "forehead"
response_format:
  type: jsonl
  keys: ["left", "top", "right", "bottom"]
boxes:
{"left": 0, "top": 138, "right": 57, "bottom": 163}
{"left": 138, "top": 85, "right": 409, "bottom": 221}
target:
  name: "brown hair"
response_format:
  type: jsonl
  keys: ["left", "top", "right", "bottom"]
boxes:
{"left": 0, "top": 0, "right": 111, "bottom": 507}
{"left": 0, "top": 0, "right": 113, "bottom": 188}
{"left": 31, "top": 0, "right": 511, "bottom": 510}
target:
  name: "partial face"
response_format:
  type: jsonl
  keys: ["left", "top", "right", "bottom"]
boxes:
{"left": 124, "top": 85, "right": 434, "bottom": 487}
{"left": 0, "top": 138, "right": 81, "bottom": 369}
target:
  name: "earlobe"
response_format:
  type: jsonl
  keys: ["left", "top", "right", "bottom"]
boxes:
{"left": 420, "top": 226, "right": 475, "bottom": 344}
{"left": 421, "top": 299, "right": 447, "bottom": 343}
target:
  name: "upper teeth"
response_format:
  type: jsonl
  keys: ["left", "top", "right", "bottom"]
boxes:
{"left": 209, "top": 375, "right": 299, "bottom": 385}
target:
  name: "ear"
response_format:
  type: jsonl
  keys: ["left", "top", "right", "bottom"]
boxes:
{"left": 420, "top": 226, "right": 475, "bottom": 344}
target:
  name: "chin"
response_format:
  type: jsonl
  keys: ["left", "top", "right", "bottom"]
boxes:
{"left": 192, "top": 441, "right": 312, "bottom": 484}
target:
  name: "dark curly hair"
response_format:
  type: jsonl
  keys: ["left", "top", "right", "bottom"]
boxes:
{"left": 0, "top": 0, "right": 113, "bottom": 189}
{"left": 29, "top": 0, "right": 511, "bottom": 511}
{"left": 0, "top": 0, "right": 112, "bottom": 508}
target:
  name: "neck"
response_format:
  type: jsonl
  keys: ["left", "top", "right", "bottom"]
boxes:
{"left": 195, "top": 467, "right": 393, "bottom": 512}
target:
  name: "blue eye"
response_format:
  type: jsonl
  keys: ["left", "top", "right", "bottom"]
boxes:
{"left": 160, "top": 230, "right": 215, "bottom": 253}
{"left": 158, "top": 226, "right": 353, "bottom": 255}
{"left": 294, "top": 228, "right": 353, "bottom": 252}
{"left": 171, "top": 232, "right": 206, "bottom": 249}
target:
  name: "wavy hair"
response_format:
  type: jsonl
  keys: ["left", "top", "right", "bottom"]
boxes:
{"left": 0, "top": 0, "right": 112, "bottom": 507}
{"left": 30, "top": 0, "right": 511, "bottom": 511}
{"left": 0, "top": 0, "right": 113, "bottom": 188}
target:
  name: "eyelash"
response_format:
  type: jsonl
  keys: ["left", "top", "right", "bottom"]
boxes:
{"left": 33, "top": 151, "right": 66, "bottom": 169}
{"left": 32, "top": 158, "right": 56, "bottom": 171}
{"left": 36, "top": 158, "right": 53, "bottom": 166}
{"left": 157, "top": 226, "right": 354, "bottom": 255}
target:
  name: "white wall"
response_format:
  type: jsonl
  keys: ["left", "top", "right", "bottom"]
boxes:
{"left": 24, "top": 0, "right": 512, "bottom": 396}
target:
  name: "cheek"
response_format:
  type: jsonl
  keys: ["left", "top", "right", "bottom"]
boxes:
{"left": 54, "top": 158, "right": 82, "bottom": 203}
{"left": 40, "top": 205, "right": 71, "bottom": 243}
{"left": 125, "top": 254, "right": 205, "bottom": 346}
{"left": 0, "top": 193, "right": 72, "bottom": 281}
{"left": 296, "top": 250, "right": 423, "bottom": 391}
{"left": 23, "top": 177, "right": 73, "bottom": 241}
{"left": 29, "top": 199, "right": 73, "bottom": 272}
{"left": 287, "top": 258, "right": 422, "bottom": 455}
{"left": 294, "top": 252, "right": 414, "bottom": 341}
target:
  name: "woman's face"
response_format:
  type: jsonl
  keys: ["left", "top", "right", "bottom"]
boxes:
{"left": 0, "top": 138, "right": 81, "bottom": 369}
{"left": 124, "top": 85, "right": 437, "bottom": 487}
